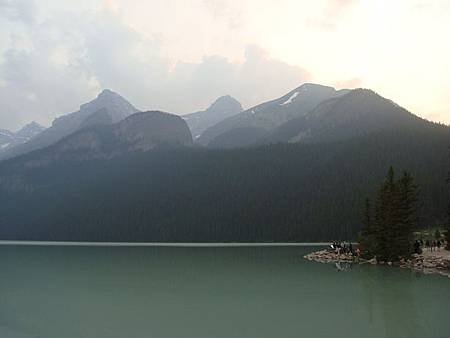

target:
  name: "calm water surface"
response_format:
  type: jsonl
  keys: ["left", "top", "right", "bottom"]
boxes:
{"left": 0, "top": 245, "right": 449, "bottom": 338}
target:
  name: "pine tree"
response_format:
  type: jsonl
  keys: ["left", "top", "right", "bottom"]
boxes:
{"left": 446, "top": 203, "right": 450, "bottom": 250}
{"left": 360, "top": 198, "right": 374, "bottom": 257}
{"left": 385, "top": 167, "right": 402, "bottom": 261}
{"left": 396, "top": 171, "right": 418, "bottom": 258}
{"left": 446, "top": 173, "right": 450, "bottom": 250}
{"left": 373, "top": 167, "right": 397, "bottom": 261}
{"left": 362, "top": 167, "right": 419, "bottom": 261}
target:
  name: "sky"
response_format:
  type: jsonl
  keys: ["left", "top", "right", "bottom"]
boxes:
{"left": 0, "top": 0, "right": 449, "bottom": 130}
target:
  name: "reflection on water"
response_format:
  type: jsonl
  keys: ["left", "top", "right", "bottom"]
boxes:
{"left": 334, "top": 261, "right": 353, "bottom": 271}
{"left": 360, "top": 266, "right": 422, "bottom": 338}
{"left": 0, "top": 245, "right": 448, "bottom": 338}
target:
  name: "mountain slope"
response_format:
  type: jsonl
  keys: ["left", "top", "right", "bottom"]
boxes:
{"left": 266, "top": 89, "right": 431, "bottom": 144}
{"left": 0, "top": 122, "right": 46, "bottom": 151}
{"left": 0, "top": 111, "right": 193, "bottom": 168}
{"left": 182, "top": 95, "right": 243, "bottom": 139}
{"left": 0, "top": 129, "right": 15, "bottom": 150}
{"left": 0, "top": 89, "right": 138, "bottom": 160}
{"left": 15, "top": 122, "right": 46, "bottom": 141}
{"left": 198, "top": 83, "right": 348, "bottom": 147}
{"left": 0, "top": 125, "right": 448, "bottom": 242}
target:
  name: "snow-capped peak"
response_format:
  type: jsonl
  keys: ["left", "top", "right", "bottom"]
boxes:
{"left": 280, "top": 91, "right": 299, "bottom": 106}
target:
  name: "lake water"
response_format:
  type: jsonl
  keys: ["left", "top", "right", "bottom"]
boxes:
{"left": 0, "top": 244, "right": 449, "bottom": 338}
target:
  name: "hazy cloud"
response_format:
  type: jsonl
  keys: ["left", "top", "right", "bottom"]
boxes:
{"left": 202, "top": 0, "right": 244, "bottom": 29}
{"left": 0, "top": 0, "right": 36, "bottom": 24}
{"left": 308, "top": 0, "right": 358, "bottom": 30}
{"left": 334, "top": 77, "right": 362, "bottom": 90}
{"left": 0, "top": 5, "right": 310, "bottom": 129}
{"left": 166, "top": 45, "right": 311, "bottom": 113}
{"left": 1, "top": 0, "right": 448, "bottom": 128}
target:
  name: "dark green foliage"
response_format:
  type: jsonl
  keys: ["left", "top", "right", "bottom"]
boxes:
{"left": 0, "top": 127, "right": 448, "bottom": 242}
{"left": 434, "top": 229, "right": 441, "bottom": 240}
{"left": 359, "top": 198, "right": 374, "bottom": 257}
{"left": 446, "top": 172, "right": 450, "bottom": 250}
{"left": 372, "top": 167, "right": 396, "bottom": 260}
{"left": 446, "top": 205, "right": 450, "bottom": 250}
{"left": 396, "top": 171, "right": 418, "bottom": 257}
{"left": 362, "top": 168, "right": 419, "bottom": 261}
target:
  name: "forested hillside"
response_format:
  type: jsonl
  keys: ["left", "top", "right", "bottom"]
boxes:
{"left": 0, "top": 125, "right": 448, "bottom": 242}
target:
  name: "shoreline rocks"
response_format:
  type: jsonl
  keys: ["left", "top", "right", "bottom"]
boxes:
{"left": 304, "top": 249, "right": 450, "bottom": 278}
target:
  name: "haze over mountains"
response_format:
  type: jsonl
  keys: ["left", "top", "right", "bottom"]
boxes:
{"left": 263, "top": 88, "right": 432, "bottom": 145}
{"left": 0, "top": 122, "right": 46, "bottom": 151}
{"left": 0, "top": 83, "right": 448, "bottom": 242}
{"left": 182, "top": 95, "right": 243, "bottom": 139}
{"left": 3, "top": 112, "right": 192, "bottom": 169}
{"left": 197, "top": 83, "right": 349, "bottom": 147}
{"left": 1, "top": 83, "right": 445, "bottom": 162}
{"left": 0, "top": 89, "right": 139, "bottom": 160}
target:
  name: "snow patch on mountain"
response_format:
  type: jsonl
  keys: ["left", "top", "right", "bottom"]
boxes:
{"left": 280, "top": 92, "right": 299, "bottom": 106}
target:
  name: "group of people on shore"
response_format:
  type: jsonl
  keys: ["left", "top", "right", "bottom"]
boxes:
{"left": 413, "top": 239, "right": 443, "bottom": 254}
{"left": 330, "top": 241, "right": 360, "bottom": 257}
{"left": 332, "top": 237, "right": 446, "bottom": 258}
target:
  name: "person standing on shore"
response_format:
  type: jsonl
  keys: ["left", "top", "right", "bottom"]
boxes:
{"left": 414, "top": 240, "right": 421, "bottom": 254}
{"left": 349, "top": 243, "right": 354, "bottom": 256}
{"left": 355, "top": 247, "right": 361, "bottom": 261}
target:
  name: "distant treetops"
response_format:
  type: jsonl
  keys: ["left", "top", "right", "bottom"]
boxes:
{"left": 360, "top": 166, "right": 419, "bottom": 262}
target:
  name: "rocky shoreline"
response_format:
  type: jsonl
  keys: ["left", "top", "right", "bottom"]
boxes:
{"left": 304, "top": 249, "right": 450, "bottom": 278}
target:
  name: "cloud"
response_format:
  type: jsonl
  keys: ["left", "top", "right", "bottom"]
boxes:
{"left": 0, "top": 7, "right": 169, "bottom": 128}
{"left": 202, "top": 0, "right": 244, "bottom": 29}
{"left": 163, "top": 44, "right": 310, "bottom": 113}
{"left": 0, "top": 8, "right": 102, "bottom": 129}
{"left": 334, "top": 77, "right": 362, "bottom": 89}
{"left": 0, "top": 0, "right": 37, "bottom": 25}
{"left": 308, "top": 0, "right": 358, "bottom": 30}
{"left": 0, "top": 5, "right": 310, "bottom": 129}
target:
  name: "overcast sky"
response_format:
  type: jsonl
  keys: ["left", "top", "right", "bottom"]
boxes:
{"left": 0, "top": 0, "right": 449, "bottom": 130}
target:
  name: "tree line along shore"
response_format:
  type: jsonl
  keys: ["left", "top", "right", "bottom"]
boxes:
{"left": 305, "top": 166, "right": 450, "bottom": 278}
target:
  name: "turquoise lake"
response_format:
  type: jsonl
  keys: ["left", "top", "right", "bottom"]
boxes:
{"left": 0, "top": 244, "right": 449, "bottom": 338}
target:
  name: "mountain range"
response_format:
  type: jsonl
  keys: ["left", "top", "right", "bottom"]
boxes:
{"left": 3, "top": 111, "right": 192, "bottom": 170}
{"left": 2, "top": 83, "right": 441, "bottom": 161}
{"left": 0, "top": 83, "right": 448, "bottom": 242}
{"left": 262, "top": 88, "right": 430, "bottom": 145}
{"left": 197, "top": 83, "right": 349, "bottom": 147}
{"left": 0, "top": 89, "right": 139, "bottom": 160}
{"left": 182, "top": 95, "right": 243, "bottom": 139}
{"left": 0, "top": 122, "right": 46, "bottom": 151}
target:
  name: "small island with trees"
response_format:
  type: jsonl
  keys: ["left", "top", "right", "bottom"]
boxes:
{"left": 305, "top": 167, "right": 450, "bottom": 278}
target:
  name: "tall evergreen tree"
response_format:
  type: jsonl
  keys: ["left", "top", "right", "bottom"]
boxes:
{"left": 396, "top": 171, "right": 418, "bottom": 258}
{"left": 360, "top": 198, "right": 374, "bottom": 257}
{"left": 362, "top": 167, "right": 419, "bottom": 261}
{"left": 373, "top": 167, "right": 396, "bottom": 261}
{"left": 446, "top": 173, "right": 450, "bottom": 250}
{"left": 446, "top": 203, "right": 450, "bottom": 250}
{"left": 386, "top": 167, "right": 402, "bottom": 261}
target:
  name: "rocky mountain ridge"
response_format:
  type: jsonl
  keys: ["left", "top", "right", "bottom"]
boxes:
{"left": 0, "top": 122, "right": 46, "bottom": 151}
{"left": 3, "top": 111, "right": 193, "bottom": 170}
{"left": 182, "top": 95, "right": 243, "bottom": 139}
{"left": 0, "top": 89, "right": 139, "bottom": 160}
{"left": 198, "top": 83, "right": 349, "bottom": 147}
